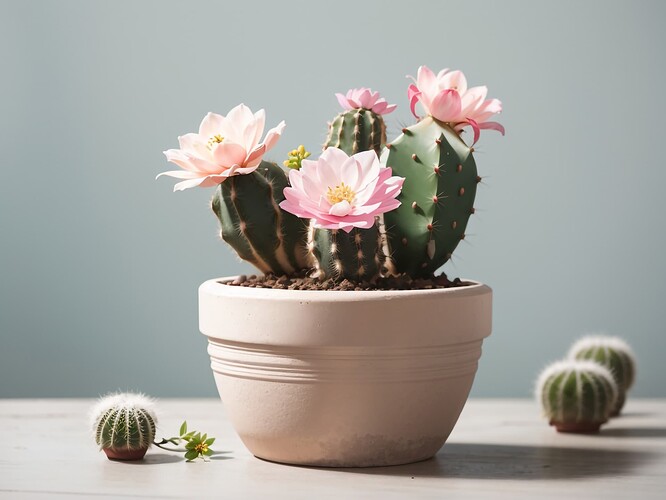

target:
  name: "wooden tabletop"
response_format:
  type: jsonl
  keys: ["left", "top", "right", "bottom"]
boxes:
{"left": 1, "top": 399, "right": 664, "bottom": 499}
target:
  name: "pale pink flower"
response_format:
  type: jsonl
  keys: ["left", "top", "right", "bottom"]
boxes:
{"left": 280, "top": 148, "right": 404, "bottom": 232}
{"left": 335, "top": 87, "right": 397, "bottom": 115}
{"left": 408, "top": 65, "right": 504, "bottom": 143}
{"left": 158, "top": 104, "right": 285, "bottom": 191}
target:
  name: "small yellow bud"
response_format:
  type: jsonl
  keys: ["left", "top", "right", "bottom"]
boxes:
{"left": 284, "top": 144, "right": 312, "bottom": 169}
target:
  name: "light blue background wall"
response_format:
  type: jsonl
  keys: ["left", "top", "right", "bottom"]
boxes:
{"left": 1, "top": 0, "right": 664, "bottom": 398}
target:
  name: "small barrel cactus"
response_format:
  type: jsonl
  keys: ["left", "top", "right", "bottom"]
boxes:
{"left": 568, "top": 336, "right": 636, "bottom": 416}
{"left": 323, "top": 88, "right": 396, "bottom": 156}
{"left": 536, "top": 360, "right": 618, "bottom": 433}
{"left": 324, "top": 108, "right": 386, "bottom": 156}
{"left": 91, "top": 392, "right": 157, "bottom": 461}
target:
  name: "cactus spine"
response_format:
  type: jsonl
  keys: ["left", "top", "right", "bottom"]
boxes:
{"left": 324, "top": 109, "right": 386, "bottom": 156}
{"left": 382, "top": 117, "right": 478, "bottom": 277}
{"left": 311, "top": 225, "right": 384, "bottom": 282}
{"left": 568, "top": 336, "right": 636, "bottom": 416}
{"left": 212, "top": 161, "right": 311, "bottom": 275}
{"left": 91, "top": 393, "right": 157, "bottom": 460}
{"left": 536, "top": 360, "right": 618, "bottom": 433}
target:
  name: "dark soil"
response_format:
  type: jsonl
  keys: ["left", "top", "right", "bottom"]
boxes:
{"left": 221, "top": 272, "right": 471, "bottom": 291}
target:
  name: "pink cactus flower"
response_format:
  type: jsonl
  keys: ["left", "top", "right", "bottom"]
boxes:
{"left": 335, "top": 87, "right": 397, "bottom": 115}
{"left": 158, "top": 104, "right": 285, "bottom": 191}
{"left": 280, "top": 148, "right": 404, "bottom": 232}
{"left": 408, "top": 65, "right": 504, "bottom": 143}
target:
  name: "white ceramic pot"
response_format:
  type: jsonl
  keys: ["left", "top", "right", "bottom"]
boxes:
{"left": 199, "top": 277, "right": 492, "bottom": 467}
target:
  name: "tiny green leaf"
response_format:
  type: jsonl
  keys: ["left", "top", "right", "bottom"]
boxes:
{"left": 203, "top": 449, "right": 214, "bottom": 456}
{"left": 179, "top": 421, "right": 187, "bottom": 436}
{"left": 185, "top": 449, "right": 199, "bottom": 461}
{"left": 205, "top": 437, "right": 215, "bottom": 446}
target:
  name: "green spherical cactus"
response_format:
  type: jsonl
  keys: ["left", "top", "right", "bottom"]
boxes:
{"left": 536, "top": 360, "right": 618, "bottom": 433}
{"left": 568, "top": 336, "right": 636, "bottom": 416}
{"left": 91, "top": 393, "right": 157, "bottom": 461}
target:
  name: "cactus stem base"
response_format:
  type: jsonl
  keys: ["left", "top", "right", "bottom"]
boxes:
{"left": 103, "top": 447, "right": 149, "bottom": 461}
{"left": 550, "top": 421, "right": 603, "bottom": 434}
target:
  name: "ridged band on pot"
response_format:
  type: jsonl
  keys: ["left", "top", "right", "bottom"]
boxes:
{"left": 199, "top": 278, "right": 492, "bottom": 467}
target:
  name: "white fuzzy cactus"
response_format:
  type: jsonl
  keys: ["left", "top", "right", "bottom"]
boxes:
{"left": 90, "top": 392, "right": 157, "bottom": 460}
{"left": 536, "top": 360, "right": 618, "bottom": 433}
{"left": 568, "top": 335, "right": 636, "bottom": 416}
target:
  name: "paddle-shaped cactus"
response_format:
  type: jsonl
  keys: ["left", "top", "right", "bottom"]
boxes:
{"left": 568, "top": 336, "right": 636, "bottom": 416}
{"left": 536, "top": 360, "right": 618, "bottom": 433}
{"left": 91, "top": 393, "right": 157, "bottom": 460}
{"left": 382, "top": 117, "right": 478, "bottom": 277}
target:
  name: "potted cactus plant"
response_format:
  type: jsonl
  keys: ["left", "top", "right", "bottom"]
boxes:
{"left": 158, "top": 66, "right": 504, "bottom": 467}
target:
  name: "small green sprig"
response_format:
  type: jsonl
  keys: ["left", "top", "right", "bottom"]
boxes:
{"left": 283, "top": 145, "right": 311, "bottom": 169}
{"left": 153, "top": 421, "right": 216, "bottom": 462}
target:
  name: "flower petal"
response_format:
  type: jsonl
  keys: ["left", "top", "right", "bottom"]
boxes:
{"left": 336, "top": 93, "right": 352, "bottom": 110}
{"left": 155, "top": 170, "right": 202, "bottom": 180}
{"left": 329, "top": 200, "right": 353, "bottom": 216}
{"left": 478, "top": 121, "right": 506, "bottom": 135}
{"left": 416, "top": 65, "right": 438, "bottom": 100}
{"left": 198, "top": 112, "right": 225, "bottom": 137}
{"left": 262, "top": 120, "right": 286, "bottom": 152}
{"left": 320, "top": 146, "right": 351, "bottom": 165}
{"left": 429, "top": 89, "right": 462, "bottom": 122}
{"left": 212, "top": 141, "right": 247, "bottom": 168}
{"left": 163, "top": 149, "right": 198, "bottom": 172}
{"left": 408, "top": 84, "right": 422, "bottom": 118}
{"left": 382, "top": 103, "right": 397, "bottom": 114}
{"left": 245, "top": 143, "right": 266, "bottom": 168}
{"left": 441, "top": 70, "right": 468, "bottom": 95}
{"left": 178, "top": 133, "right": 210, "bottom": 158}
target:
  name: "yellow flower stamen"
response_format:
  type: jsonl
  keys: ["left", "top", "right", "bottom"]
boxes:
{"left": 207, "top": 134, "right": 224, "bottom": 149}
{"left": 194, "top": 442, "right": 209, "bottom": 454}
{"left": 326, "top": 182, "right": 356, "bottom": 205}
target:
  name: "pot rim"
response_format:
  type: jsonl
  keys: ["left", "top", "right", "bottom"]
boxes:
{"left": 200, "top": 276, "right": 491, "bottom": 304}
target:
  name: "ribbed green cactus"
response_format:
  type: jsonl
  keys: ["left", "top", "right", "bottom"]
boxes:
{"left": 323, "top": 109, "right": 386, "bottom": 156}
{"left": 212, "top": 161, "right": 311, "bottom": 275}
{"left": 311, "top": 225, "right": 384, "bottom": 281}
{"left": 382, "top": 117, "right": 478, "bottom": 277}
{"left": 568, "top": 336, "right": 636, "bottom": 416}
{"left": 91, "top": 393, "right": 157, "bottom": 460}
{"left": 536, "top": 360, "right": 618, "bottom": 433}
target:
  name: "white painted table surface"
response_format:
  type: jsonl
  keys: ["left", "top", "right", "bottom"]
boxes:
{"left": 1, "top": 399, "right": 665, "bottom": 499}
